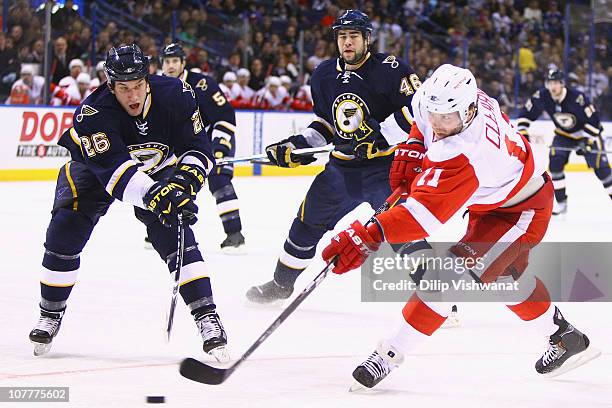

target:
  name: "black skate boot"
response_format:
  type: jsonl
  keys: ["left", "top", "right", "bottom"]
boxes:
{"left": 245, "top": 279, "right": 293, "bottom": 305}
{"left": 29, "top": 306, "right": 65, "bottom": 356}
{"left": 350, "top": 340, "right": 404, "bottom": 391}
{"left": 195, "top": 310, "right": 230, "bottom": 363}
{"left": 535, "top": 307, "right": 601, "bottom": 377}
{"left": 220, "top": 231, "right": 246, "bottom": 254}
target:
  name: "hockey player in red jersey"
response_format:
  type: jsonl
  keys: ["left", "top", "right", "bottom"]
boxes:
{"left": 322, "top": 64, "right": 600, "bottom": 389}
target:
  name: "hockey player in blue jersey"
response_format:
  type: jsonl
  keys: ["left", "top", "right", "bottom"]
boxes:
{"left": 246, "top": 10, "right": 421, "bottom": 303}
{"left": 159, "top": 43, "right": 246, "bottom": 253}
{"left": 28, "top": 44, "right": 229, "bottom": 361}
{"left": 517, "top": 68, "right": 612, "bottom": 215}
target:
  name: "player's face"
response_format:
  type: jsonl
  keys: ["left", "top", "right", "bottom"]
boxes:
{"left": 337, "top": 29, "right": 367, "bottom": 65}
{"left": 162, "top": 57, "right": 184, "bottom": 78}
{"left": 546, "top": 80, "right": 564, "bottom": 97}
{"left": 113, "top": 78, "right": 148, "bottom": 117}
{"left": 427, "top": 111, "right": 464, "bottom": 139}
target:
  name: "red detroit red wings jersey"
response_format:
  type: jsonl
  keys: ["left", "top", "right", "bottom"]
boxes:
{"left": 377, "top": 88, "right": 548, "bottom": 243}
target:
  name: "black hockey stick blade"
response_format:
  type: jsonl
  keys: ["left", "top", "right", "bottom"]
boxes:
{"left": 179, "top": 358, "right": 229, "bottom": 385}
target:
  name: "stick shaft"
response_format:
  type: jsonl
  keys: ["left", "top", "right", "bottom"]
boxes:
{"left": 166, "top": 214, "right": 185, "bottom": 341}
{"left": 216, "top": 145, "right": 334, "bottom": 165}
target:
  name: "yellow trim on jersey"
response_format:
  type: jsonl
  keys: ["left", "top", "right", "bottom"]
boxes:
{"left": 69, "top": 127, "right": 85, "bottom": 156}
{"left": 142, "top": 90, "right": 152, "bottom": 119}
{"left": 40, "top": 280, "right": 75, "bottom": 288}
{"left": 313, "top": 117, "right": 335, "bottom": 135}
{"left": 278, "top": 259, "right": 307, "bottom": 271}
{"left": 69, "top": 127, "right": 80, "bottom": 145}
{"left": 401, "top": 106, "right": 414, "bottom": 125}
{"left": 181, "top": 70, "right": 189, "bottom": 82}
{"left": 64, "top": 162, "right": 78, "bottom": 211}
{"left": 108, "top": 163, "right": 136, "bottom": 196}
{"left": 179, "top": 276, "right": 209, "bottom": 287}
{"left": 215, "top": 121, "right": 236, "bottom": 133}
{"left": 331, "top": 145, "right": 397, "bottom": 161}
{"left": 218, "top": 208, "right": 239, "bottom": 216}
{"left": 299, "top": 199, "right": 306, "bottom": 222}
{"left": 554, "top": 128, "right": 582, "bottom": 140}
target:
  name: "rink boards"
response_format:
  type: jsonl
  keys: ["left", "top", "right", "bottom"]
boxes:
{"left": 0, "top": 105, "right": 611, "bottom": 181}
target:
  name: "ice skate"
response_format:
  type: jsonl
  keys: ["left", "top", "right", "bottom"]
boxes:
{"left": 245, "top": 279, "right": 293, "bottom": 305}
{"left": 552, "top": 200, "right": 567, "bottom": 216}
{"left": 441, "top": 305, "right": 460, "bottom": 329}
{"left": 220, "top": 231, "right": 246, "bottom": 255}
{"left": 29, "top": 306, "right": 65, "bottom": 356}
{"left": 535, "top": 307, "right": 601, "bottom": 377}
{"left": 350, "top": 340, "right": 404, "bottom": 391}
{"left": 195, "top": 310, "right": 230, "bottom": 363}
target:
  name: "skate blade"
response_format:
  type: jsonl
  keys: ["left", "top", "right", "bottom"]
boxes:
{"left": 244, "top": 298, "right": 286, "bottom": 309}
{"left": 221, "top": 245, "right": 247, "bottom": 256}
{"left": 543, "top": 346, "right": 602, "bottom": 378}
{"left": 32, "top": 341, "right": 52, "bottom": 356}
{"left": 208, "top": 346, "right": 231, "bottom": 363}
{"left": 348, "top": 381, "right": 370, "bottom": 393}
{"left": 440, "top": 316, "right": 461, "bottom": 329}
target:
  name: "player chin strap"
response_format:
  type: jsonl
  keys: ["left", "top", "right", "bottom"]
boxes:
{"left": 460, "top": 104, "right": 478, "bottom": 133}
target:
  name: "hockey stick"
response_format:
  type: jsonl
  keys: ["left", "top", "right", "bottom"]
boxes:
{"left": 179, "top": 187, "right": 404, "bottom": 385}
{"left": 216, "top": 145, "right": 334, "bottom": 165}
{"left": 166, "top": 213, "right": 185, "bottom": 342}
{"left": 545, "top": 145, "right": 612, "bottom": 155}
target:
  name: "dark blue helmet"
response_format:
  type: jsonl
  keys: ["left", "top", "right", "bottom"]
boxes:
{"left": 104, "top": 44, "right": 149, "bottom": 87}
{"left": 160, "top": 42, "right": 186, "bottom": 61}
{"left": 546, "top": 68, "right": 564, "bottom": 82}
{"left": 332, "top": 10, "right": 373, "bottom": 36}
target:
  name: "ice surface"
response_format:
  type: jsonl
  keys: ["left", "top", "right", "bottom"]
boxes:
{"left": 1, "top": 172, "right": 610, "bottom": 407}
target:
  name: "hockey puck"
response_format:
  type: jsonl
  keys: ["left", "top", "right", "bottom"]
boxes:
{"left": 146, "top": 396, "right": 165, "bottom": 404}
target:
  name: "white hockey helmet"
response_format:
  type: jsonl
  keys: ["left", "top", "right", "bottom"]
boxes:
{"left": 223, "top": 71, "right": 237, "bottom": 83}
{"left": 267, "top": 76, "right": 281, "bottom": 87}
{"left": 76, "top": 72, "right": 91, "bottom": 85}
{"left": 237, "top": 68, "right": 250, "bottom": 78}
{"left": 422, "top": 64, "right": 477, "bottom": 127}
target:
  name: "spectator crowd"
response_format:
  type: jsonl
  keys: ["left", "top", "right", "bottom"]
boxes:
{"left": 0, "top": 0, "right": 610, "bottom": 118}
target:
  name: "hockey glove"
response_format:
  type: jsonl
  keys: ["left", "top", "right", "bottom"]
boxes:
{"left": 322, "top": 221, "right": 382, "bottom": 274}
{"left": 144, "top": 180, "right": 198, "bottom": 228}
{"left": 169, "top": 163, "right": 207, "bottom": 197}
{"left": 212, "top": 136, "right": 233, "bottom": 159}
{"left": 389, "top": 142, "right": 426, "bottom": 197}
{"left": 575, "top": 138, "right": 594, "bottom": 156}
{"left": 352, "top": 117, "right": 383, "bottom": 160}
{"left": 265, "top": 134, "right": 317, "bottom": 168}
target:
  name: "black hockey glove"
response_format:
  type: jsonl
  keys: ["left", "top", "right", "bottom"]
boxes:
{"left": 212, "top": 136, "right": 232, "bottom": 159}
{"left": 265, "top": 134, "right": 317, "bottom": 168}
{"left": 144, "top": 180, "right": 198, "bottom": 228}
{"left": 169, "top": 163, "right": 207, "bottom": 196}
{"left": 352, "top": 117, "right": 385, "bottom": 160}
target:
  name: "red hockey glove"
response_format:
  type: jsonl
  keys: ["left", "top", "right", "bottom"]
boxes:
{"left": 322, "top": 221, "right": 382, "bottom": 274}
{"left": 389, "top": 142, "right": 426, "bottom": 197}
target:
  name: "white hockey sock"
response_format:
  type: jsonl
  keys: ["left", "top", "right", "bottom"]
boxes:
{"left": 386, "top": 318, "right": 430, "bottom": 356}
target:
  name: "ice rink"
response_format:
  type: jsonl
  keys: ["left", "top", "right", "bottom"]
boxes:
{"left": 1, "top": 171, "right": 611, "bottom": 407}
